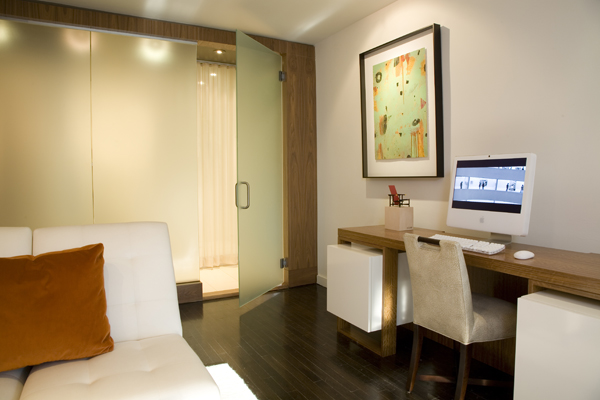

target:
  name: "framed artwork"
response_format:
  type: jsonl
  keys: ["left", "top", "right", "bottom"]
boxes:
{"left": 360, "top": 24, "right": 444, "bottom": 178}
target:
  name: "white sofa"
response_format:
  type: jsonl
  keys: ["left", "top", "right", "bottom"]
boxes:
{"left": 0, "top": 222, "right": 220, "bottom": 400}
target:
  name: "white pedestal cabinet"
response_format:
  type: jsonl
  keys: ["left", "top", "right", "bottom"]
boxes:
{"left": 327, "top": 244, "right": 413, "bottom": 333}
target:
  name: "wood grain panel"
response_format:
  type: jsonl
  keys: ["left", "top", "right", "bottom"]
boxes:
{"left": 336, "top": 318, "right": 389, "bottom": 357}
{"left": 1, "top": 0, "right": 236, "bottom": 43}
{"left": 284, "top": 266, "right": 318, "bottom": 287}
{"left": 2, "top": 0, "right": 318, "bottom": 287}
{"left": 284, "top": 52, "right": 318, "bottom": 281}
{"left": 176, "top": 281, "right": 203, "bottom": 304}
{"left": 466, "top": 265, "right": 528, "bottom": 303}
{"left": 381, "top": 247, "right": 399, "bottom": 355}
{"left": 529, "top": 279, "right": 600, "bottom": 301}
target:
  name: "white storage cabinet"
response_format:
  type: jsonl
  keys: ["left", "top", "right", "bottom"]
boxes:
{"left": 327, "top": 244, "right": 413, "bottom": 332}
{"left": 514, "top": 290, "right": 600, "bottom": 400}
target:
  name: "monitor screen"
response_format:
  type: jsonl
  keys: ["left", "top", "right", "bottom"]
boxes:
{"left": 446, "top": 154, "right": 536, "bottom": 238}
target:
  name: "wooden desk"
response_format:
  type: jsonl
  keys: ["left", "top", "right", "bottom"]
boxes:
{"left": 337, "top": 225, "right": 600, "bottom": 373}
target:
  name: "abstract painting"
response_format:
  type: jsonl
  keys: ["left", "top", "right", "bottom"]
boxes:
{"left": 360, "top": 24, "right": 444, "bottom": 178}
{"left": 372, "top": 48, "right": 428, "bottom": 160}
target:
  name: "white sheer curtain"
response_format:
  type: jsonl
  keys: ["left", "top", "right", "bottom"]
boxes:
{"left": 197, "top": 62, "right": 238, "bottom": 268}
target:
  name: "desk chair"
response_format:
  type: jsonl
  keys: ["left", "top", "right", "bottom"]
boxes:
{"left": 403, "top": 233, "right": 517, "bottom": 400}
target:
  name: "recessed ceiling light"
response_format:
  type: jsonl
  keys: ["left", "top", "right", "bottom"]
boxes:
{"left": 210, "top": 73, "right": 217, "bottom": 77}
{"left": 214, "top": 49, "right": 225, "bottom": 55}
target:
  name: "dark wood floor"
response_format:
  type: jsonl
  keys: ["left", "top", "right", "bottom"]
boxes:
{"left": 180, "top": 284, "right": 513, "bottom": 400}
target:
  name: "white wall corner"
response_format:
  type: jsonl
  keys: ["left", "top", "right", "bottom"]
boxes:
{"left": 317, "top": 274, "right": 327, "bottom": 287}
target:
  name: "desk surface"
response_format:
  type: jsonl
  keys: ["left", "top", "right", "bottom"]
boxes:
{"left": 336, "top": 225, "right": 600, "bottom": 371}
{"left": 338, "top": 225, "right": 600, "bottom": 301}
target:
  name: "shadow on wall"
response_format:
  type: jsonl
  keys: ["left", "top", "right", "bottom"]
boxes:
{"left": 365, "top": 26, "right": 452, "bottom": 204}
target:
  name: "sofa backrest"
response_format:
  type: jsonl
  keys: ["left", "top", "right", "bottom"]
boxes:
{"left": 32, "top": 222, "right": 183, "bottom": 343}
{"left": 0, "top": 227, "right": 32, "bottom": 257}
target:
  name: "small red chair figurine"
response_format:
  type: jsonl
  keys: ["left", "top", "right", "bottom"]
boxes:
{"left": 388, "top": 185, "right": 410, "bottom": 207}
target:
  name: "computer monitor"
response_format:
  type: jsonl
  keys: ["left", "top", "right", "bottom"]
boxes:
{"left": 446, "top": 153, "right": 537, "bottom": 242}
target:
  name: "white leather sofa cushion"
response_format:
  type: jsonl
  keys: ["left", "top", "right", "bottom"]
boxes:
{"left": 0, "top": 367, "right": 31, "bottom": 400}
{"left": 0, "top": 227, "right": 32, "bottom": 257}
{"left": 32, "top": 222, "right": 182, "bottom": 343}
{"left": 0, "top": 227, "right": 33, "bottom": 400}
{"left": 20, "top": 334, "right": 220, "bottom": 400}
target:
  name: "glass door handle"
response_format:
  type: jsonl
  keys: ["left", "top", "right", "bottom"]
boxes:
{"left": 235, "top": 181, "right": 250, "bottom": 209}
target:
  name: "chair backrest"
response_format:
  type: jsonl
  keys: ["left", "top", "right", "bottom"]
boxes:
{"left": 403, "top": 233, "right": 474, "bottom": 344}
{"left": 32, "top": 222, "right": 183, "bottom": 343}
{"left": 0, "top": 227, "right": 32, "bottom": 257}
{"left": 389, "top": 185, "right": 399, "bottom": 203}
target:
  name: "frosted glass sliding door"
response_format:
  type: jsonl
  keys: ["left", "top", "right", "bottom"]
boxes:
{"left": 90, "top": 32, "right": 199, "bottom": 283}
{"left": 0, "top": 20, "right": 93, "bottom": 230}
{"left": 236, "top": 31, "right": 284, "bottom": 307}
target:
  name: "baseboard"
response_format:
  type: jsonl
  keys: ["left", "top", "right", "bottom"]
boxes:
{"left": 202, "top": 288, "right": 239, "bottom": 301}
{"left": 176, "top": 281, "right": 203, "bottom": 304}
{"left": 285, "top": 266, "right": 318, "bottom": 287}
{"left": 317, "top": 274, "right": 327, "bottom": 287}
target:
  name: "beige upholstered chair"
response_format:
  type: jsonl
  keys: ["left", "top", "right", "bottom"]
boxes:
{"left": 403, "top": 233, "right": 517, "bottom": 400}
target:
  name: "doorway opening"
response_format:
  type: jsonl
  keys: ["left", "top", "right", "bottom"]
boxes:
{"left": 197, "top": 42, "right": 239, "bottom": 299}
{"left": 197, "top": 32, "right": 285, "bottom": 306}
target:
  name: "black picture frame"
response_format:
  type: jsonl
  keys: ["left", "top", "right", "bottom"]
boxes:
{"left": 360, "top": 24, "right": 444, "bottom": 178}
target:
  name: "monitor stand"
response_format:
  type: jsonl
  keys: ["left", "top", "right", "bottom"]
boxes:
{"left": 490, "top": 232, "right": 512, "bottom": 244}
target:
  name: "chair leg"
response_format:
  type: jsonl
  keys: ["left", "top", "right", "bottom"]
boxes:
{"left": 406, "top": 324, "right": 424, "bottom": 393}
{"left": 454, "top": 343, "right": 473, "bottom": 400}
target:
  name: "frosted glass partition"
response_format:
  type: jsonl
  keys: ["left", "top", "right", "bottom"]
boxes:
{"left": 0, "top": 20, "right": 94, "bottom": 230}
{"left": 90, "top": 32, "right": 199, "bottom": 282}
{"left": 236, "top": 31, "right": 284, "bottom": 307}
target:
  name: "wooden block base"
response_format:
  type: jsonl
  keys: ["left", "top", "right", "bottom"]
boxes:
{"left": 176, "top": 281, "right": 203, "bottom": 304}
{"left": 385, "top": 206, "right": 414, "bottom": 231}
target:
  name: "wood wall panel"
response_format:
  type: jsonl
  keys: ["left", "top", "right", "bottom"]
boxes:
{"left": 0, "top": 0, "right": 237, "bottom": 44}
{"left": 1, "top": 0, "right": 318, "bottom": 287}
{"left": 284, "top": 53, "right": 318, "bottom": 276}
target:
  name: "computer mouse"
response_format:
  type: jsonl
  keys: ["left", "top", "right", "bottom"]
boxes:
{"left": 514, "top": 250, "right": 534, "bottom": 260}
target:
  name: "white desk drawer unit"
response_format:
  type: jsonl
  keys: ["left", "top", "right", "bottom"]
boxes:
{"left": 514, "top": 290, "right": 600, "bottom": 400}
{"left": 326, "top": 244, "right": 413, "bottom": 333}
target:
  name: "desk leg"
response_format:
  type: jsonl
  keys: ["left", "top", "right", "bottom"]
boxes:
{"left": 335, "top": 238, "right": 354, "bottom": 344}
{"left": 334, "top": 246, "right": 399, "bottom": 357}
{"left": 381, "top": 247, "right": 399, "bottom": 357}
{"left": 337, "top": 318, "right": 350, "bottom": 331}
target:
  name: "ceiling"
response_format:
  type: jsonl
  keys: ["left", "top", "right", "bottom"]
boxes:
{"left": 43, "top": 0, "right": 397, "bottom": 45}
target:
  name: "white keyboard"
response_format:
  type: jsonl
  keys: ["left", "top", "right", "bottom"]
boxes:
{"left": 429, "top": 234, "right": 505, "bottom": 255}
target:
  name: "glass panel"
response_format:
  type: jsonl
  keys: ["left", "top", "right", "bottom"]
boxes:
{"left": 236, "top": 31, "right": 283, "bottom": 307}
{"left": 0, "top": 20, "right": 93, "bottom": 230}
{"left": 91, "top": 32, "right": 200, "bottom": 283}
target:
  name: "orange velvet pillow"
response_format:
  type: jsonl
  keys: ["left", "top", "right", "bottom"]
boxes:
{"left": 0, "top": 243, "right": 114, "bottom": 372}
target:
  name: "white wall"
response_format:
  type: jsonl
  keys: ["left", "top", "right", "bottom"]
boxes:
{"left": 315, "top": 0, "right": 600, "bottom": 285}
